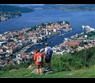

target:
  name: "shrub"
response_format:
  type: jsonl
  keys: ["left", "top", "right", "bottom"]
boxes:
{"left": 1, "top": 63, "right": 19, "bottom": 71}
{"left": 51, "top": 55, "right": 71, "bottom": 72}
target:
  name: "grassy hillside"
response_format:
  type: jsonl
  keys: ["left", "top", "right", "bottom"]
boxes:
{"left": 0, "top": 66, "right": 95, "bottom": 78}
{"left": 0, "top": 45, "right": 95, "bottom": 78}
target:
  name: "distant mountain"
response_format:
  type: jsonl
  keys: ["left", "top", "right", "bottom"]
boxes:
{"left": 0, "top": 4, "right": 95, "bottom": 11}
{"left": 0, "top": 5, "right": 34, "bottom": 21}
{"left": 0, "top": 5, "right": 34, "bottom": 12}
{"left": 0, "top": 4, "right": 45, "bottom": 7}
{"left": 0, "top": 4, "right": 94, "bottom": 7}
{"left": 33, "top": 4, "right": 95, "bottom": 11}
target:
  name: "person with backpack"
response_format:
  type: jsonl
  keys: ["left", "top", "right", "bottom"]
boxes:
{"left": 34, "top": 48, "right": 44, "bottom": 75}
{"left": 44, "top": 42, "right": 53, "bottom": 72}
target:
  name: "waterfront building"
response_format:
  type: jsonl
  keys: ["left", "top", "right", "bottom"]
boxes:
{"left": 46, "top": 29, "right": 49, "bottom": 35}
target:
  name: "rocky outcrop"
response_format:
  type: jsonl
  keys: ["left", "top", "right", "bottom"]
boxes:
{"left": 31, "top": 68, "right": 45, "bottom": 74}
{"left": 31, "top": 68, "right": 53, "bottom": 74}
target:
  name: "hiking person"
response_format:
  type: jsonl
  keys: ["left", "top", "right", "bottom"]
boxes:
{"left": 34, "top": 48, "right": 44, "bottom": 75}
{"left": 44, "top": 42, "right": 53, "bottom": 72}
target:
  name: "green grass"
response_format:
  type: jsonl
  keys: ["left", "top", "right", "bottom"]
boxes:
{"left": 0, "top": 66, "right": 95, "bottom": 78}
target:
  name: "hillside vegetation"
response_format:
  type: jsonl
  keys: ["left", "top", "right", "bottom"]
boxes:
{"left": 0, "top": 5, "right": 34, "bottom": 21}
{"left": 0, "top": 5, "right": 34, "bottom": 13}
{"left": 0, "top": 46, "right": 95, "bottom": 78}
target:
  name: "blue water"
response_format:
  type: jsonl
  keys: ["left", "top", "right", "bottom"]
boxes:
{"left": 0, "top": 9, "right": 95, "bottom": 53}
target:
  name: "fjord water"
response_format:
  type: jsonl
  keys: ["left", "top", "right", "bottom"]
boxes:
{"left": 0, "top": 9, "right": 95, "bottom": 52}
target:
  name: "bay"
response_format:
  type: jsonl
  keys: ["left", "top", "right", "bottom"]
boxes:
{"left": 0, "top": 9, "right": 95, "bottom": 53}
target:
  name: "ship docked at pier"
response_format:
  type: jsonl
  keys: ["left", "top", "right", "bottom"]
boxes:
{"left": 82, "top": 25, "right": 95, "bottom": 32}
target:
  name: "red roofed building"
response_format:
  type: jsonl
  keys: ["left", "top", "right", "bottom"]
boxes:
{"left": 65, "top": 41, "right": 79, "bottom": 47}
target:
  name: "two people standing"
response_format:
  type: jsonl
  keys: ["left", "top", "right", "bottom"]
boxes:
{"left": 33, "top": 42, "right": 53, "bottom": 75}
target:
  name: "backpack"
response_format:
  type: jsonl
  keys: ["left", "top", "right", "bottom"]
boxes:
{"left": 37, "top": 55, "right": 42, "bottom": 62}
{"left": 47, "top": 48, "right": 53, "bottom": 56}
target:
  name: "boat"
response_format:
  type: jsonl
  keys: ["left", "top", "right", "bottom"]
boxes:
{"left": 59, "top": 34, "right": 64, "bottom": 36}
{"left": 82, "top": 25, "right": 95, "bottom": 32}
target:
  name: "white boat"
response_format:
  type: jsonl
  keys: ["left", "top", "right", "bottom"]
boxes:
{"left": 82, "top": 25, "right": 95, "bottom": 32}
{"left": 59, "top": 34, "right": 64, "bottom": 36}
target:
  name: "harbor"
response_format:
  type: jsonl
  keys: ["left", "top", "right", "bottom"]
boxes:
{"left": 0, "top": 9, "right": 95, "bottom": 67}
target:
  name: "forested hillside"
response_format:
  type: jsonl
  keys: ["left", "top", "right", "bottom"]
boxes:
{"left": 0, "top": 5, "right": 34, "bottom": 12}
{"left": 0, "top": 5, "right": 34, "bottom": 21}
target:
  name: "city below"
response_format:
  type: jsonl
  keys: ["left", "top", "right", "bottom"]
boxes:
{"left": 0, "top": 4, "right": 95, "bottom": 68}
{"left": 0, "top": 20, "right": 95, "bottom": 67}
